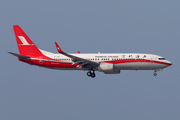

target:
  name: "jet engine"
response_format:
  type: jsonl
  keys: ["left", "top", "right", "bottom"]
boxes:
{"left": 98, "top": 63, "right": 120, "bottom": 74}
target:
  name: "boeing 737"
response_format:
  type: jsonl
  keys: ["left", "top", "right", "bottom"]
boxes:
{"left": 9, "top": 25, "right": 172, "bottom": 78}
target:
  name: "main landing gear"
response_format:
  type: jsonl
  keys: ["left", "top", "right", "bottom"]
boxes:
{"left": 87, "top": 70, "right": 96, "bottom": 78}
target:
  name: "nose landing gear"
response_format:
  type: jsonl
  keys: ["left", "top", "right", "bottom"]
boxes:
{"left": 87, "top": 70, "right": 96, "bottom": 78}
{"left": 153, "top": 69, "right": 163, "bottom": 76}
{"left": 153, "top": 72, "right": 157, "bottom": 76}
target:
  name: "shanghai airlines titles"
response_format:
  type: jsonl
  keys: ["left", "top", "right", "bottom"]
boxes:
{"left": 9, "top": 25, "right": 172, "bottom": 78}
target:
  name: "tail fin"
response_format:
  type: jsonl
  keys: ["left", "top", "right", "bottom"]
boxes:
{"left": 13, "top": 25, "right": 42, "bottom": 56}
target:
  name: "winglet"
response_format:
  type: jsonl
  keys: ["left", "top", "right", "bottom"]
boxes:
{"left": 55, "top": 42, "right": 63, "bottom": 53}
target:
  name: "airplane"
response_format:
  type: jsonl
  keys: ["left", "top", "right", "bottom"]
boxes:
{"left": 9, "top": 25, "right": 172, "bottom": 78}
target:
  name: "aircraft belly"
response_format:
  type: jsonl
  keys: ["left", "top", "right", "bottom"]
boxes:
{"left": 114, "top": 62, "right": 167, "bottom": 70}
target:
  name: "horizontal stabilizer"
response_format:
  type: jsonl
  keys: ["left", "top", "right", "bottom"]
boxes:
{"left": 8, "top": 52, "right": 30, "bottom": 59}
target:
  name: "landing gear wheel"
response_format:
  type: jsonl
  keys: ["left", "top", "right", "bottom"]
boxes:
{"left": 87, "top": 71, "right": 92, "bottom": 77}
{"left": 153, "top": 73, "right": 157, "bottom": 76}
{"left": 87, "top": 70, "right": 96, "bottom": 78}
{"left": 91, "top": 73, "right": 96, "bottom": 78}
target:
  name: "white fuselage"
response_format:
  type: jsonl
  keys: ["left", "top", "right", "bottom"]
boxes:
{"left": 40, "top": 49, "right": 171, "bottom": 71}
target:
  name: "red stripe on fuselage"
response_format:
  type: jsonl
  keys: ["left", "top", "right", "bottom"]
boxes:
{"left": 104, "top": 59, "right": 172, "bottom": 66}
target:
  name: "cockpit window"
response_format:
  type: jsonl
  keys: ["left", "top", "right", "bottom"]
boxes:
{"left": 159, "top": 58, "right": 166, "bottom": 60}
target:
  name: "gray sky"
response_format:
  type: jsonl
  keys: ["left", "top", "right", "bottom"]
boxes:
{"left": 1, "top": 0, "right": 180, "bottom": 120}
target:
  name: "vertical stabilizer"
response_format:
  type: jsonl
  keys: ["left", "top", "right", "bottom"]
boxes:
{"left": 13, "top": 25, "right": 42, "bottom": 56}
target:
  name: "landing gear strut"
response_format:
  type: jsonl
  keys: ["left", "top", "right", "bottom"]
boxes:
{"left": 87, "top": 70, "right": 96, "bottom": 78}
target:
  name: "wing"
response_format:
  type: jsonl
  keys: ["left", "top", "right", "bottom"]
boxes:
{"left": 55, "top": 42, "right": 99, "bottom": 70}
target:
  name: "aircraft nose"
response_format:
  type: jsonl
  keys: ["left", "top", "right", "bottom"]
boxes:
{"left": 167, "top": 60, "right": 172, "bottom": 66}
{"left": 170, "top": 62, "right": 172, "bottom": 66}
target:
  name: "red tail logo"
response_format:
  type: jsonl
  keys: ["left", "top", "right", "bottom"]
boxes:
{"left": 13, "top": 25, "right": 42, "bottom": 56}
{"left": 18, "top": 36, "right": 34, "bottom": 45}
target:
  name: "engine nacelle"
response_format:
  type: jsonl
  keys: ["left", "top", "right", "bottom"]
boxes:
{"left": 98, "top": 63, "right": 120, "bottom": 74}
{"left": 98, "top": 63, "right": 114, "bottom": 71}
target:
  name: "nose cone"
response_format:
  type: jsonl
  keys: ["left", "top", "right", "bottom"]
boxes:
{"left": 161, "top": 60, "right": 172, "bottom": 69}
{"left": 166, "top": 60, "right": 172, "bottom": 66}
